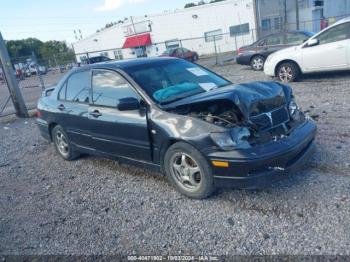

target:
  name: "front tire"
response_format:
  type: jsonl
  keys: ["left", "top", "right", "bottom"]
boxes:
{"left": 250, "top": 55, "right": 265, "bottom": 71}
{"left": 52, "top": 125, "right": 79, "bottom": 161}
{"left": 277, "top": 62, "right": 300, "bottom": 82}
{"left": 164, "top": 142, "right": 214, "bottom": 199}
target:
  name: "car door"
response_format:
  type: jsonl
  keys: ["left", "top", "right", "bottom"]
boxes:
{"left": 88, "top": 69, "right": 152, "bottom": 162}
{"left": 180, "top": 48, "right": 192, "bottom": 61}
{"left": 55, "top": 70, "right": 92, "bottom": 148}
{"left": 302, "top": 22, "right": 350, "bottom": 72}
{"left": 173, "top": 48, "right": 182, "bottom": 59}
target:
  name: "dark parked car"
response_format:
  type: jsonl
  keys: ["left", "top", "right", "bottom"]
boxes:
{"left": 37, "top": 57, "right": 316, "bottom": 199}
{"left": 236, "top": 31, "right": 315, "bottom": 71}
{"left": 161, "top": 48, "right": 199, "bottom": 62}
{"left": 85, "top": 55, "right": 111, "bottom": 64}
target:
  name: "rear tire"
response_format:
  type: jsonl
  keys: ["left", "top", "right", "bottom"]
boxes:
{"left": 52, "top": 125, "right": 79, "bottom": 161}
{"left": 277, "top": 62, "right": 300, "bottom": 83}
{"left": 164, "top": 142, "right": 214, "bottom": 199}
{"left": 250, "top": 55, "right": 265, "bottom": 71}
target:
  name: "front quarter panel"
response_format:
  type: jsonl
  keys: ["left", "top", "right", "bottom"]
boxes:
{"left": 264, "top": 46, "right": 303, "bottom": 76}
{"left": 148, "top": 106, "right": 225, "bottom": 164}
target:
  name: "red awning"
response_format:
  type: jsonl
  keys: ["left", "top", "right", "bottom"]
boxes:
{"left": 122, "top": 33, "right": 152, "bottom": 49}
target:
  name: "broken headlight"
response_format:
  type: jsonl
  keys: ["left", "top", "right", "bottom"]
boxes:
{"left": 288, "top": 99, "right": 299, "bottom": 116}
{"left": 210, "top": 132, "right": 236, "bottom": 150}
{"left": 210, "top": 127, "right": 251, "bottom": 150}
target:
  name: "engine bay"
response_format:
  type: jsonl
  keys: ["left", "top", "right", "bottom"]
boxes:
{"left": 170, "top": 99, "right": 244, "bottom": 128}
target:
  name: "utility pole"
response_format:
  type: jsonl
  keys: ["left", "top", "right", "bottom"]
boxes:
{"left": 0, "top": 32, "right": 28, "bottom": 117}
{"left": 295, "top": 0, "right": 300, "bottom": 30}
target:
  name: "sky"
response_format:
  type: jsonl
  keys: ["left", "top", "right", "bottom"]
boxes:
{"left": 0, "top": 0, "right": 191, "bottom": 43}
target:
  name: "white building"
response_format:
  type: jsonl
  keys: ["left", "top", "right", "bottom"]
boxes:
{"left": 73, "top": 0, "right": 257, "bottom": 62}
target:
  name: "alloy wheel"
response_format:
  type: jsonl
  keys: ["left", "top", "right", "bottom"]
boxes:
{"left": 170, "top": 153, "right": 202, "bottom": 191}
{"left": 55, "top": 130, "right": 69, "bottom": 157}
{"left": 279, "top": 65, "right": 293, "bottom": 82}
{"left": 252, "top": 57, "right": 264, "bottom": 70}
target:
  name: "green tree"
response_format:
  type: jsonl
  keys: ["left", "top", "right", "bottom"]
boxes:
{"left": 184, "top": 2, "right": 196, "bottom": 8}
{"left": 6, "top": 38, "right": 75, "bottom": 67}
{"left": 6, "top": 38, "right": 44, "bottom": 62}
{"left": 39, "top": 41, "right": 75, "bottom": 67}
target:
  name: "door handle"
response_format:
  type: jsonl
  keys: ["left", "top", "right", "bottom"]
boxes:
{"left": 89, "top": 110, "right": 102, "bottom": 118}
{"left": 57, "top": 104, "right": 65, "bottom": 111}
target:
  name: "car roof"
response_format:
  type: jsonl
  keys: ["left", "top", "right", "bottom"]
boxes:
{"left": 263, "top": 30, "right": 312, "bottom": 37}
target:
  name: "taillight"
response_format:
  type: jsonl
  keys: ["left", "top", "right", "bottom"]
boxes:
{"left": 35, "top": 109, "right": 42, "bottom": 118}
{"left": 237, "top": 48, "right": 241, "bottom": 55}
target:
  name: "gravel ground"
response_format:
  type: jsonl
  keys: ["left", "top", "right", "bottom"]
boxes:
{"left": 0, "top": 61, "right": 350, "bottom": 255}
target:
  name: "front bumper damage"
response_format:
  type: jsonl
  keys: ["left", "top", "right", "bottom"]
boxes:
{"left": 208, "top": 120, "right": 317, "bottom": 189}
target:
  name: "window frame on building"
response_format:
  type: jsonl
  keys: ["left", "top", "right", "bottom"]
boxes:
{"left": 165, "top": 39, "right": 180, "bottom": 49}
{"left": 113, "top": 49, "right": 124, "bottom": 60}
{"left": 204, "top": 29, "right": 223, "bottom": 42}
{"left": 229, "top": 23, "right": 250, "bottom": 36}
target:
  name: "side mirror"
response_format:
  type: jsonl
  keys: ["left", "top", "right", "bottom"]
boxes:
{"left": 117, "top": 97, "right": 140, "bottom": 111}
{"left": 306, "top": 38, "right": 319, "bottom": 47}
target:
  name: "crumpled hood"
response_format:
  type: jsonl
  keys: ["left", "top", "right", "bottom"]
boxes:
{"left": 162, "top": 81, "right": 292, "bottom": 118}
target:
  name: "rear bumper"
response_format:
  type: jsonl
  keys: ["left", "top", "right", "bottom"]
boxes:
{"left": 209, "top": 120, "right": 316, "bottom": 189}
{"left": 236, "top": 55, "right": 251, "bottom": 65}
{"left": 36, "top": 118, "right": 51, "bottom": 141}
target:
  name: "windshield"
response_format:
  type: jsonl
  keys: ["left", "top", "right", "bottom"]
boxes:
{"left": 125, "top": 59, "right": 231, "bottom": 104}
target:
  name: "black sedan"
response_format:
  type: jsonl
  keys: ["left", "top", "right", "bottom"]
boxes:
{"left": 236, "top": 30, "right": 315, "bottom": 71}
{"left": 37, "top": 57, "right": 316, "bottom": 199}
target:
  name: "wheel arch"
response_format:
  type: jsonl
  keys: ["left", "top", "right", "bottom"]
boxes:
{"left": 48, "top": 122, "right": 58, "bottom": 141}
{"left": 250, "top": 54, "right": 266, "bottom": 64}
{"left": 274, "top": 59, "right": 301, "bottom": 76}
{"left": 158, "top": 138, "right": 200, "bottom": 174}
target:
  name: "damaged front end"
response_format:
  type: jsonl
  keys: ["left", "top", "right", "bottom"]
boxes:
{"left": 163, "top": 81, "right": 308, "bottom": 151}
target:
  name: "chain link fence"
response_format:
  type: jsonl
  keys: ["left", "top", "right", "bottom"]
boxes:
{"left": 1, "top": 13, "right": 349, "bottom": 117}
{"left": 0, "top": 52, "right": 76, "bottom": 117}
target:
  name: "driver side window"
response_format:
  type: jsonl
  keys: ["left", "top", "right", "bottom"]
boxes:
{"left": 91, "top": 70, "right": 140, "bottom": 108}
{"left": 318, "top": 23, "right": 349, "bottom": 45}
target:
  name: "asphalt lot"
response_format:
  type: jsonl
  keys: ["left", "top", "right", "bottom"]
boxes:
{"left": 1, "top": 59, "right": 350, "bottom": 255}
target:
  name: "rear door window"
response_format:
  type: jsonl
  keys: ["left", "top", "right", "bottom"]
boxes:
{"left": 65, "top": 71, "right": 90, "bottom": 103}
{"left": 286, "top": 32, "right": 308, "bottom": 44}
{"left": 91, "top": 70, "right": 140, "bottom": 108}
{"left": 266, "top": 34, "right": 284, "bottom": 45}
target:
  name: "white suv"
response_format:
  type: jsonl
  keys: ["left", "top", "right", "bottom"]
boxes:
{"left": 264, "top": 17, "right": 350, "bottom": 82}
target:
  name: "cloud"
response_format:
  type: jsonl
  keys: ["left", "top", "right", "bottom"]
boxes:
{"left": 95, "top": 0, "right": 123, "bottom": 12}
{"left": 95, "top": 0, "right": 146, "bottom": 12}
